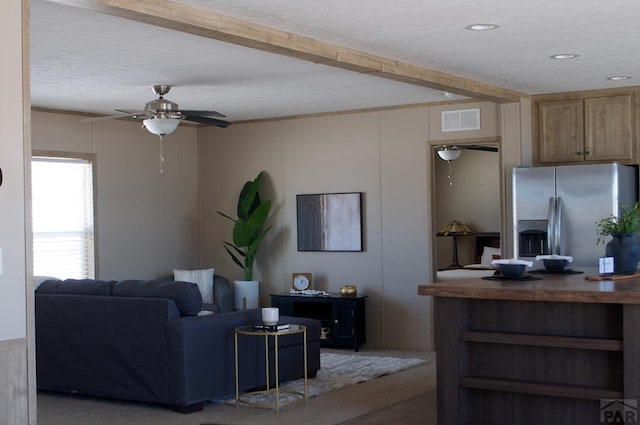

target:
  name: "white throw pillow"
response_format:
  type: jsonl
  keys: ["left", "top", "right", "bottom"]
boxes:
{"left": 480, "top": 246, "right": 501, "bottom": 265}
{"left": 173, "top": 268, "right": 215, "bottom": 304}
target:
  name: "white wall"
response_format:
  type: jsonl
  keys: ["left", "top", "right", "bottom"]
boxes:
{"left": 0, "top": 0, "right": 31, "bottom": 422}
{"left": 379, "top": 108, "right": 432, "bottom": 349}
{"left": 198, "top": 102, "right": 500, "bottom": 350}
{"left": 501, "top": 100, "right": 532, "bottom": 256}
{"left": 31, "top": 111, "right": 201, "bottom": 279}
{"left": 0, "top": 0, "right": 27, "bottom": 342}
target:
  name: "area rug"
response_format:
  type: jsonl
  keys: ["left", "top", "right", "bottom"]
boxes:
{"left": 220, "top": 352, "right": 426, "bottom": 406}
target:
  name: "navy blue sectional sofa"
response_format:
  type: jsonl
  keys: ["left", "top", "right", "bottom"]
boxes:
{"left": 35, "top": 278, "right": 321, "bottom": 413}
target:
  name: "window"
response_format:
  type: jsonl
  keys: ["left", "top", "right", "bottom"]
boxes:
{"left": 32, "top": 154, "right": 96, "bottom": 279}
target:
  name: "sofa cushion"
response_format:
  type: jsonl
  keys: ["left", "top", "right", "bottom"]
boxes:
{"left": 36, "top": 278, "right": 116, "bottom": 295}
{"left": 35, "top": 279, "right": 62, "bottom": 293}
{"left": 113, "top": 280, "right": 202, "bottom": 316}
{"left": 173, "top": 268, "right": 214, "bottom": 304}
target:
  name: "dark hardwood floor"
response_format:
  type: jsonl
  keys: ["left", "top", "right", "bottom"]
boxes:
{"left": 338, "top": 392, "right": 436, "bottom": 425}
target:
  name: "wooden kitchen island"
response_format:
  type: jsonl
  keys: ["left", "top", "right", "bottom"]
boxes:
{"left": 418, "top": 272, "right": 640, "bottom": 425}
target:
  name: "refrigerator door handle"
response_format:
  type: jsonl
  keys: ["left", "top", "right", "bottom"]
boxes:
{"left": 555, "top": 197, "right": 563, "bottom": 255}
{"left": 547, "top": 197, "right": 556, "bottom": 255}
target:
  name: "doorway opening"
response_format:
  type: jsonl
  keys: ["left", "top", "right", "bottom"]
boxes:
{"left": 432, "top": 143, "right": 501, "bottom": 272}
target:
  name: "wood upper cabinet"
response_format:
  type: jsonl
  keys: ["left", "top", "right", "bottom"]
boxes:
{"left": 537, "top": 93, "right": 635, "bottom": 164}
{"left": 538, "top": 99, "right": 584, "bottom": 163}
{"left": 584, "top": 94, "right": 633, "bottom": 161}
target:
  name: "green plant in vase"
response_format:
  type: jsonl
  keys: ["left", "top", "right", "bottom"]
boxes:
{"left": 596, "top": 202, "right": 640, "bottom": 274}
{"left": 596, "top": 202, "right": 640, "bottom": 243}
{"left": 217, "top": 170, "right": 272, "bottom": 281}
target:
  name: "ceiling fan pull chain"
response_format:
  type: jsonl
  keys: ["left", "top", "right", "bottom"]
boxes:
{"left": 159, "top": 135, "right": 165, "bottom": 174}
{"left": 448, "top": 160, "right": 454, "bottom": 186}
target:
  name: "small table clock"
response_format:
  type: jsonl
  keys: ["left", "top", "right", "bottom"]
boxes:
{"left": 292, "top": 273, "right": 312, "bottom": 291}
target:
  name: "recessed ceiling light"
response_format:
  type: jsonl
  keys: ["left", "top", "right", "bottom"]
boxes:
{"left": 465, "top": 23, "right": 500, "bottom": 31}
{"left": 607, "top": 76, "right": 631, "bottom": 81}
{"left": 550, "top": 53, "right": 578, "bottom": 60}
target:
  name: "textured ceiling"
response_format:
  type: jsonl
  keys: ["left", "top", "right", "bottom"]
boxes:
{"left": 177, "top": 0, "right": 640, "bottom": 95}
{"left": 31, "top": 0, "right": 640, "bottom": 123}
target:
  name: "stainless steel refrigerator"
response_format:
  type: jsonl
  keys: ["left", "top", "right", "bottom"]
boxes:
{"left": 513, "top": 163, "right": 638, "bottom": 268}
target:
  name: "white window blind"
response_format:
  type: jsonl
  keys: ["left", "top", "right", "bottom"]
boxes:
{"left": 32, "top": 156, "right": 95, "bottom": 279}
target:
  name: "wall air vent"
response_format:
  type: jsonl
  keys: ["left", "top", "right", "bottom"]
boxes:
{"left": 441, "top": 108, "right": 481, "bottom": 132}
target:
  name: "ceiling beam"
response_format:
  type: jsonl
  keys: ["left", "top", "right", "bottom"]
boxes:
{"left": 48, "top": 0, "right": 525, "bottom": 103}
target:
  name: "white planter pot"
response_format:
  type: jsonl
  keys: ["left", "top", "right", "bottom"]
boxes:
{"left": 233, "top": 280, "right": 259, "bottom": 310}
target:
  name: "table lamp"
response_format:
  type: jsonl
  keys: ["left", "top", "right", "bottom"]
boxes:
{"left": 437, "top": 220, "right": 473, "bottom": 268}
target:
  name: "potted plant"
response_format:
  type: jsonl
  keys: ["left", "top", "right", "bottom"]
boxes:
{"left": 217, "top": 171, "right": 272, "bottom": 309}
{"left": 596, "top": 202, "right": 640, "bottom": 274}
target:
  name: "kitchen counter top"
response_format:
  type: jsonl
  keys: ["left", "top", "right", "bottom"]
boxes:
{"left": 418, "top": 269, "right": 640, "bottom": 304}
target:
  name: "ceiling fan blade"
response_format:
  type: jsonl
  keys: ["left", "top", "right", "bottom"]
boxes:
{"left": 183, "top": 115, "right": 232, "bottom": 128}
{"left": 80, "top": 109, "right": 147, "bottom": 122}
{"left": 80, "top": 113, "right": 137, "bottom": 123}
{"left": 115, "top": 109, "right": 153, "bottom": 119}
{"left": 436, "top": 144, "right": 498, "bottom": 152}
{"left": 179, "top": 109, "right": 226, "bottom": 118}
{"left": 463, "top": 144, "right": 499, "bottom": 152}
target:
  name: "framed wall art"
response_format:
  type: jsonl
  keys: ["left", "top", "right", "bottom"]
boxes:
{"left": 296, "top": 192, "right": 363, "bottom": 252}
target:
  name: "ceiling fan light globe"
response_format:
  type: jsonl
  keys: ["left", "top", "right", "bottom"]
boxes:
{"left": 437, "top": 148, "right": 462, "bottom": 161}
{"left": 143, "top": 118, "right": 180, "bottom": 136}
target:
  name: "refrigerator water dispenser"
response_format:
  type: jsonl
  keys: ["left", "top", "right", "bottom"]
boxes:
{"left": 518, "top": 220, "right": 549, "bottom": 257}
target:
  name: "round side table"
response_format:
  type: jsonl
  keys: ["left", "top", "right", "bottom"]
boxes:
{"left": 234, "top": 324, "right": 308, "bottom": 412}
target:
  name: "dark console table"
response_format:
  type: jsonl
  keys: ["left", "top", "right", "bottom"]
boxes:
{"left": 270, "top": 293, "right": 367, "bottom": 351}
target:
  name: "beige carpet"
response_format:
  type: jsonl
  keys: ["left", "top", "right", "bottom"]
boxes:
{"left": 37, "top": 350, "right": 436, "bottom": 425}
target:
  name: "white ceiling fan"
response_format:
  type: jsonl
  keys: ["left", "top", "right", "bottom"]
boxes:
{"left": 84, "top": 85, "right": 232, "bottom": 136}
{"left": 435, "top": 144, "right": 498, "bottom": 158}
{"left": 435, "top": 144, "right": 498, "bottom": 186}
